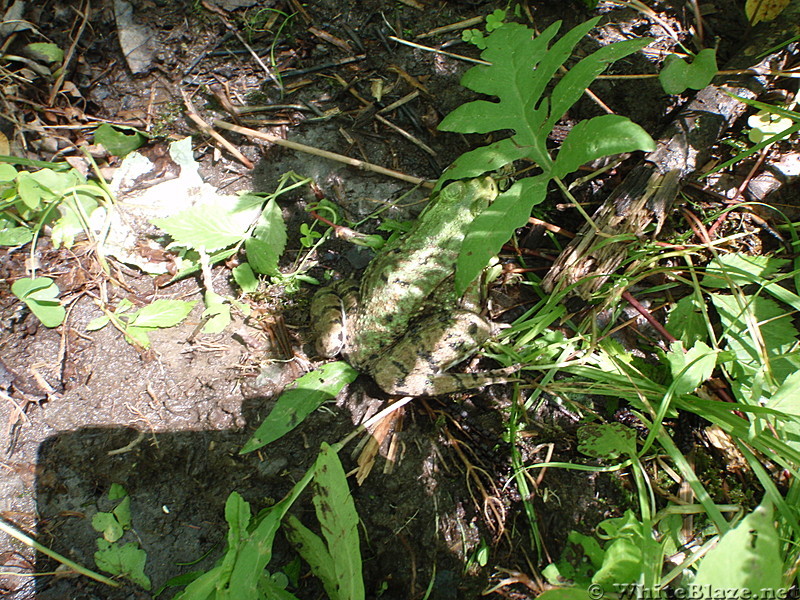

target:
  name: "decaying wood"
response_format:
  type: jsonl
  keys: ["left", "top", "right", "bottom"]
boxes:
{"left": 542, "top": 16, "right": 800, "bottom": 300}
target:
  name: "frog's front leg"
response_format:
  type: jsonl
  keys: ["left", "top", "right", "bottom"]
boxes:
{"left": 369, "top": 310, "right": 514, "bottom": 396}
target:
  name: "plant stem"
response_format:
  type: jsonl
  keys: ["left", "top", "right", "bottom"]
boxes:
{"left": 0, "top": 518, "right": 121, "bottom": 587}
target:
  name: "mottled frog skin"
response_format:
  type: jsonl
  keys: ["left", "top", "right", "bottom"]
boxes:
{"left": 312, "top": 177, "right": 513, "bottom": 396}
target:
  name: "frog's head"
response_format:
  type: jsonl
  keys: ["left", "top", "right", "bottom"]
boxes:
{"left": 440, "top": 176, "right": 499, "bottom": 215}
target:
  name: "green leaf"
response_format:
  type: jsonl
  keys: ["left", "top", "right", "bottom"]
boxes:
{"left": 455, "top": 175, "right": 549, "bottom": 294}
{"left": 665, "top": 341, "right": 718, "bottom": 395}
{"left": 92, "top": 512, "right": 124, "bottom": 543}
{"left": 240, "top": 362, "right": 359, "bottom": 453}
{"left": 11, "top": 277, "right": 65, "bottom": 327}
{"left": 547, "top": 36, "right": 652, "bottom": 133}
{"left": 86, "top": 314, "right": 111, "bottom": 331}
{"left": 711, "top": 292, "right": 799, "bottom": 388}
{"left": 51, "top": 191, "right": 100, "bottom": 249}
{"left": 693, "top": 500, "right": 782, "bottom": 592}
{"left": 554, "top": 114, "right": 655, "bottom": 178}
{"left": 113, "top": 496, "right": 132, "bottom": 530}
{"left": 702, "top": 254, "right": 788, "bottom": 288}
{"left": 765, "top": 371, "right": 800, "bottom": 450}
{"left": 109, "top": 483, "right": 128, "bottom": 500}
{"left": 95, "top": 539, "right": 151, "bottom": 590}
{"left": 0, "top": 226, "right": 33, "bottom": 246}
{"left": 577, "top": 423, "right": 636, "bottom": 459}
{"left": 591, "top": 537, "right": 642, "bottom": 589}
{"left": 232, "top": 263, "right": 259, "bottom": 293}
{"left": 245, "top": 198, "right": 286, "bottom": 275}
{"left": 24, "top": 42, "right": 64, "bottom": 63}
{"left": 312, "top": 443, "right": 364, "bottom": 600}
{"left": 666, "top": 295, "right": 708, "bottom": 345}
{"left": 16, "top": 170, "right": 53, "bottom": 210}
{"left": 283, "top": 515, "right": 337, "bottom": 593}
{"left": 201, "top": 291, "right": 230, "bottom": 334}
{"left": 94, "top": 123, "right": 146, "bottom": 157}
{"left": 438, "top": 19, "right": 653, "bottom": 288}
{"left": 124, "top": 325, "right": 153, "bottom": 348}
{"left": 152, "top": 194, "right": 263, "bottom": 252}
{"left": 536, "top": 589, "right": 593, "bottom": 600}
{"left": 224, "top": 492, "right": 251, "bottom": 548}
{"left": 126, "top": 299, "right": 196, "bottom": 328}
{"left": 659, "top": 48, "right": 717, "bottom": 95}
{"left": 0, "top": 163, "right": 18, "bottom": 182}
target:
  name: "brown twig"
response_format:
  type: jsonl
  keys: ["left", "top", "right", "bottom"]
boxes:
{"left": 182, "top": 91, "right": 254, "bottom": 169}
{"left": 706, "top": 147, "right": 770, "bottom": 239}
{"left": 621, "top": 290, "right": 677, "bottom": 344}
{"left": 214, "top": 120, "right": 432, "bottom": 186}
{"left": 48, "top": 0, "right": 90, "bottom": 106}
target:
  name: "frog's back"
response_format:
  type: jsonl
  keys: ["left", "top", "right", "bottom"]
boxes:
{"left": 347, "top": 178, "right": 496, "bottom": 366}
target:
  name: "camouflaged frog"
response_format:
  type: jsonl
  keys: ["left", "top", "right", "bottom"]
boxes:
{"left": 311, "top": 177, "right": 515, "bottom": 396}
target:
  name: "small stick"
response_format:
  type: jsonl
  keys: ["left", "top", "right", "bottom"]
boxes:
{"left": 48, "top": 0, "right": 91, "bottom": 106}
{"left": 214, "top": 120, "right": 433, "bottom": 187}
{"left": 416, "top": 16, "right": 484, "bottom": 39}
{"left": 389, "top": 36, "right": 490, "bottom": 65}
{"left": 374, "top": 113, "right": 436, "bottom": 157}
{"left": 0, "top": 519, "right": 120, "bottom": 587}
{"left": 182, "top": 91, "right": 254, "bottom": 169}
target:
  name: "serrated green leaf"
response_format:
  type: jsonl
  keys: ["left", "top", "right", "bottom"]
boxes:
{"left": 702, "top": 253, "right": 788, "bottom": 288}
{"left": 666, "top": 295, "right": 708, "bottom": 345}
{"left": 245, "top": 237, "right": 281, "bottom": 275}
{"left": 665, "top": 341, "right": 718, "bottom": 395}
{"left": 153, "top": 195, "right": 263, "bottom": 252}
{"left": 659, "top": 48, "right": 717, "bottom": 95}
{"left": 554, "top": 115, "right": 655, "bottom": 177}
{"left": 126, "top": 299, "right": 196, "bottom": 328}
{"left": 240, "top": 362, "right": 359, "bottom": 453}
{"left": 455, "top": 175, "right": 549, "bottom": 294}
{"left": 547, "top": 37, "right": 652, "bottom": 133}
{"left": 438, "top": 19, "right": 653, "bottom": 287}
{"left": 95, "top": 539, "right": 151, "bottom": 590}
{"left": 711, "top": 292, "right": 800, "bottom": 389}
{"left": 694, "top": 500, "right": 781, "bottom": 592}
{"left": 438, "top": 138, "right": 532, "bottom": 187}
{"left": 246, "top": 196, "right": 286, "bottom": 274}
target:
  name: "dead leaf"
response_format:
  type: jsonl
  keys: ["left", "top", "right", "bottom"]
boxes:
{"left": 745, "top": 0, "right": 791, "bottom": 25}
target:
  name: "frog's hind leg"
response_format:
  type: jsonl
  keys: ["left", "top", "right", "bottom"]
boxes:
{"left": 310, "top": 280, "right": 359, "bottom": 357}
{"left": 371, "top": 310, "right": 517, "bottom": 396}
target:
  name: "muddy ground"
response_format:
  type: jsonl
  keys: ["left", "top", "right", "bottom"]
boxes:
{"left": 0, "top": 0, "right": 783, "bottom": 598}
